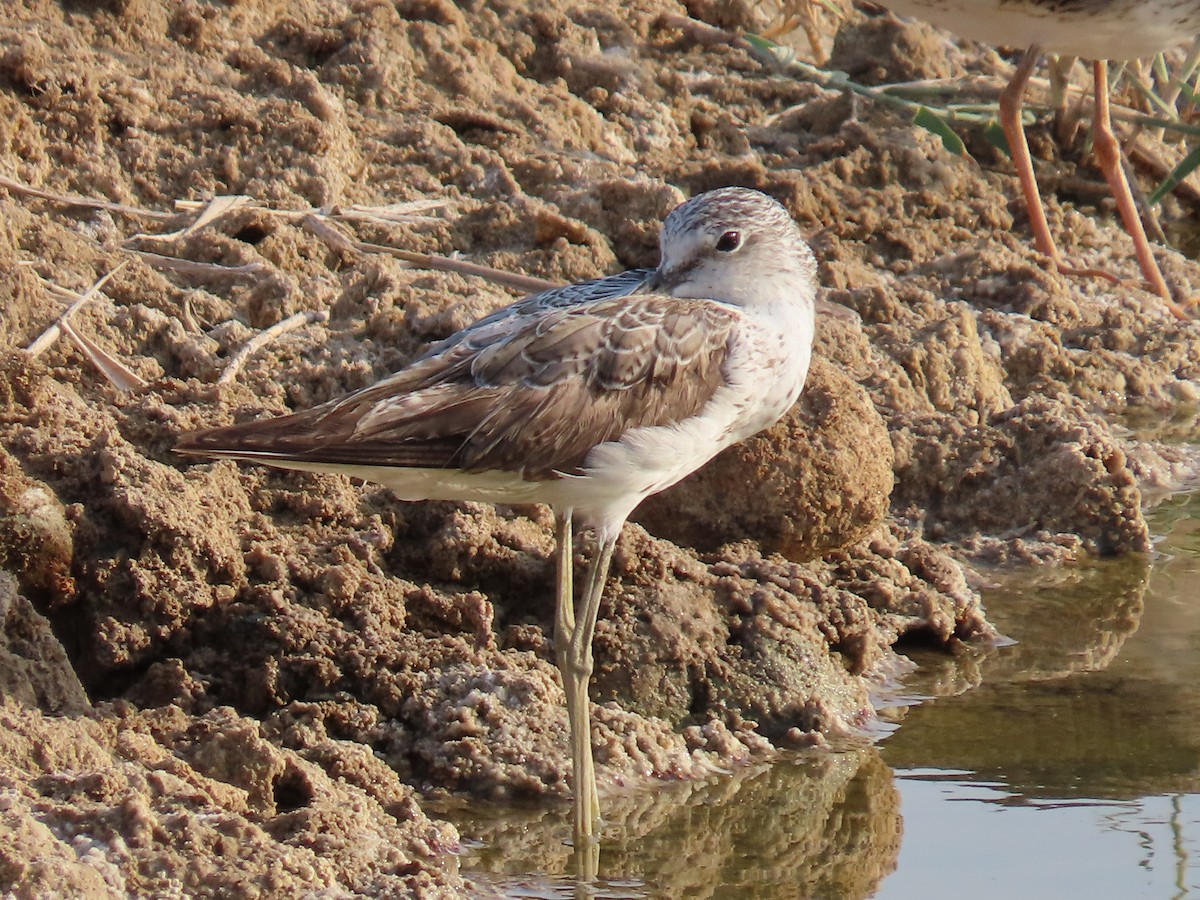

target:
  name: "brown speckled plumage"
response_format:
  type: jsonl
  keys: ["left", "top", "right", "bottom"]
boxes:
{"left": 179, "top": 294, "right": 737, "bottom": 479}
{"left": 177, "top": 187, "right": 820, "bottom": 854}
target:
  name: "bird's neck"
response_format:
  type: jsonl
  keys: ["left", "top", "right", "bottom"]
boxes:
{"left": 722, "top": 266, "right": 817, "bottom": 320}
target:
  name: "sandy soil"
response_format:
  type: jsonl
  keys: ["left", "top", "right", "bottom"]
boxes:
{"left": 1, "top": 0, "right": 1199, "bottom": 895}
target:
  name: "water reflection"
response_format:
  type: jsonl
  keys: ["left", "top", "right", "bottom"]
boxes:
{"left": 873, "top": 490, "right": 1200, "bottom": 898}
{"left": 454, "top": 747, "right": 901, "bottom": 898}
{"left": 875, "top": 554, "right": 1150, "bottom": 717}
{"left": 449, "top": 491, "right": 1200, "bottom": 896}
{"left": 884, "top": 514, "right": 1200, "bottom": 801}
{"left": 979, "top": 557, "right": 1149, "bottom": 680}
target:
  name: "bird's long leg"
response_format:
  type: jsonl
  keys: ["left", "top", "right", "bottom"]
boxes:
{"left": 999, "top": 46, "right": 1121, "bottom": 285}
{"left": 560, "top": 521, "right": 618, "bottom": 866}
{"left": 552, "top": 510, "right": 603, "bottom": 879}
{"left": 553, "top": 510, "right": 575, "bottom": 677}
{"left": 1090, "top": 60, "right": 1189, "bottom": 320}
{"left": 551, "top": 512, "right": 583, "bottom": 822}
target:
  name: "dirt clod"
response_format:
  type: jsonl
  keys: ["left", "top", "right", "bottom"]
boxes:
{"left": 2, "top": 0, "right": 1198, "bottom": 894}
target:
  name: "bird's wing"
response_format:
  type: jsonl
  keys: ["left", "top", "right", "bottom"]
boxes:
{"left": 421, "top": 267, "right": 657, "bottom": 357}
{"left": 176, "top": 292, "right": 738, "bottom": 480}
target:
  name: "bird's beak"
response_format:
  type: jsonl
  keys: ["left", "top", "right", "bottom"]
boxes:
{"left": 644, "top": 264, "right": 689, "bottom": 295}
{"left": 643, "top": 258, "right": 698, "bottom": 295}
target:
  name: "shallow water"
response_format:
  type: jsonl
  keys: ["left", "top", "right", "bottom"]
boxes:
{"left": 451, "top": 492, "right": 1200, "bottom": 898}
{"left": 876, "top": 491, "right": 1200, "bottom": 899}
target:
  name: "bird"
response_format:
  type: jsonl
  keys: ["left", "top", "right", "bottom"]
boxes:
{"left": 876, "top": 0, "right": 1200, "bottom": 318}
{"left": 175, "top": 186, "right": 819, "bottom": 868}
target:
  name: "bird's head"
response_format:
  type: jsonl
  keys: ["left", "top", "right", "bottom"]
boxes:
{"left": 648, "top": 186, "right": 815, "bottom": 308}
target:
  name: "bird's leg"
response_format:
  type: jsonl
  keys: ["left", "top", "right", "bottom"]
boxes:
{"left": 999, "top": 46, "right": 1121, "bottom": 286}
{"left": 562, "top": 524, "right": 617, "bottom": 862}
{"left": 1000, "top": 46, "right": 1063, "bottom": 264}
{"left": 553, "top": 510, "right": 575, "bottom": 678}
{"left": 1048, "top": 55, "right": 1085, "bottom": 146}
{"left": 1090, "top": 60, "right": 1189, "bottom": 320}
{"left": 552, "top": 511, "right": 604, "bottom": 878}
{"left": 551, "top": 513, "right": 585, "bottom": 825}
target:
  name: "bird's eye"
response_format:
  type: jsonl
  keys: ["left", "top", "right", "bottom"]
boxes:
{"left": 715, "top": 230, "right": 742, "bottom": 253}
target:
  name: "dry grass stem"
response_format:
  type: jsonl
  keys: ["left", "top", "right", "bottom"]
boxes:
{"left": 135, "top": 195, "right": 259, "bottom": 242}
{"left": 26, "top": 267, "right": 124, "bottom": 357}
{"left": 302, "top": 214, "right": 558, "bottom": 293}
{"left": 0, "top": 171, "right": 174, "bottom": 221}
{"left": 27, "top": 266, "right": 147, "bottom": 391}
{"left": 130, "top": 249, "right": 269, "bottom": 280}
{"left": 1128, "top": 137, "right": 1200, "bottom": 205}
{"left": 218, "top": 310, "right": 331, "bottom": 385}
{"left": 57, "top": 316, "right": 148, "bottom": 391}
{"left": 334, "top": 200, "right": 451, "bottom": 224}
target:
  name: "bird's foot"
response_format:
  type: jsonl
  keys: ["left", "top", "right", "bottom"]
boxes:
{"left": 1044, "top": 255, "right": 1123, "bottom": 286}
{"left": 1041, "top": 255, "right": 1194, "bottom": 321}
{"left": 570, "top": 831, "right": 600, "bottom": 882}
{"left": 1157, "top": 293, "right": 1196, "bottom": 322}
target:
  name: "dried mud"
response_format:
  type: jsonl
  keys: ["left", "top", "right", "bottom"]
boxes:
{"left": 1, "top": 0, "right": 1199, "bottom": 896}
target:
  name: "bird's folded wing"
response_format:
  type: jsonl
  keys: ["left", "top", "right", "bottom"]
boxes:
{"left": 423, "top": 267, "right": 656, "bottom": 357}
{"left": 176, "top": 294, "right": 737, "bottom": 480}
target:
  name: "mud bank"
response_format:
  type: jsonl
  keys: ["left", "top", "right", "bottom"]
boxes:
{"left": 2, "top": 0, "right": 1198, "bottom": 895}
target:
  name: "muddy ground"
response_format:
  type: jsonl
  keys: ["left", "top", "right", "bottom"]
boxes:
{"left": 1, "top": 0, "right": 1199, "bottom": 896}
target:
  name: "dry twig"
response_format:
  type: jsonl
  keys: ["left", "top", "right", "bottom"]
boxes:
{"left": 218, "top": 310, "right": 331, "bottom": 385}
{"left": 0, "top": 172, "right": 173, "bottom": 221}
{"left": 57, "top": 316, "right": 148, "bottom": 391}
{"left": 134, "top": 194, "right": 258, "bottom": 242}
{"left": 26, "top": 266, "right": 148, "bottom": 391}
{"left": 302, "top": 214, "right": 557, "bottom": 294}
{"left": 26, "top": 267, "right": 123, "bottom": 357}
{"left": 130, "top": 249, "right": 268, "bottom": 281}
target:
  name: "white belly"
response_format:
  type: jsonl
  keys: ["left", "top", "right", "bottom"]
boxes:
{"left": 549, "top": 305, "right": 814, "bottom": 531}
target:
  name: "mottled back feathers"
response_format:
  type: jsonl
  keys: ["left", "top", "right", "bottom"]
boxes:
{"left": 178, "top": 187, "right": 818, "bottom": 489}
{"left": 177, "top": 293, "right": 736, "bottom": 480}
